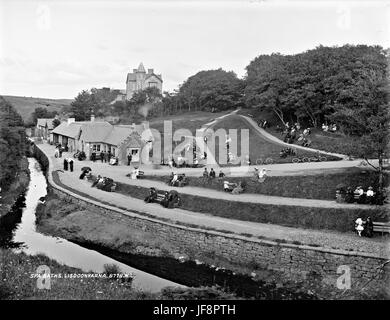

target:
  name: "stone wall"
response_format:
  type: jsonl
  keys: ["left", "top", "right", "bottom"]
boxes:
{"left": 34, "top": 143, "right": 390, "bottom": 295}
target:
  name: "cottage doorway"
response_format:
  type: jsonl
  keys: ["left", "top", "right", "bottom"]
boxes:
{"left": 127, "top": 148, "right": 140, "bottom": 162}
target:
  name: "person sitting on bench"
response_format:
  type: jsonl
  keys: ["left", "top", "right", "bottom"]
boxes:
{"left": 232, "top": 181, "right": 244, "bottom": 194}
{"left": 354, "top": 186, "right": 364, "bottom": 203}
{"left": 171, "top": 173, "right": 179, "bottom": 186}
{"left": 223, "top": 181, "right": 237, "bottom": 192}
{"left": 218, "top": 170, "right": 225, "bottom": 181}
{"left": 345, "top": 187, "right": 354, "bottom": 203}
{"left": 209, "top": 168, "right": 216, "bottom": 179}
{"left": 364, "top": 216, "right": 374, "bottom": 238}
{"left": 91, "top": 175, "right": 102, "bottom": 187}
{"left": 144, "top": 187, "right": 158, "bottom": 203}
{"left": 366, "top": 186, "right": 375, "bottom": 204}
{"left": 355, "top": 217, "right": 364, "bottom": 237}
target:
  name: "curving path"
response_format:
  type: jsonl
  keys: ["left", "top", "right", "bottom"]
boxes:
{"left": 36, "top": 143, "right": 389, "bottom": 259}
{"left": 239, "top": 114, "right": 349, "bottom": 160}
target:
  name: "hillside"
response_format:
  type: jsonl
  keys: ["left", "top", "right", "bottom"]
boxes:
{"left": 1, "top": 95, "right": 73, "bottom": 123}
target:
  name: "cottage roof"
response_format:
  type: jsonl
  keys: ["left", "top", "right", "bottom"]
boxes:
{"left": 52, "top": 122, "right": 82, "bottom": 138}
{"left": 104, "top": 126, "right": 134, "bottom": 146}
{"left": 37, "top": 118, "right": 55, "bottom": 130}
{"left": 78, "top": 121, "right": 113, "bottom": 143}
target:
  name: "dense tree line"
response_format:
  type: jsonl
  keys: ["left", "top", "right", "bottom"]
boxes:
{"left": 244, "top": 45, "right": 388, "bottom": 134}
{"left": 0, "top": 96, "right": 27, "bottom": 191}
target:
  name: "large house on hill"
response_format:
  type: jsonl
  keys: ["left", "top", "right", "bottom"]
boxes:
{"left": 126, "top": 63, "right": 162, "bottom": 100}
{"left": 52, "top": 115, "right": 151, "bottom": 165}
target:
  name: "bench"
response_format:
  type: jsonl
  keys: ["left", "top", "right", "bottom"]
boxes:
{"left": 373, "top": 222, "right": 390, "bottom": 236}
{"left": 155, "top": 193, "right": 166, "bottom": 204}
{"left": 137, "top": 171, "right": 144, "bottom": 179}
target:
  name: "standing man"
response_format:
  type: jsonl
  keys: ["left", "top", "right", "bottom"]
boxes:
{"left": 100, "top": 151, "right": 104, "bottom": 163}
{"left": 69, "top": 158, "right": 74, "bottom": 172}
{"left": 127, "top": 152, "right": 132, "bottom": 166}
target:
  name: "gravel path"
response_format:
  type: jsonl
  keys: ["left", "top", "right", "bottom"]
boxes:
{"left": 38, "top": 143, "right": 389, "bottom": 258}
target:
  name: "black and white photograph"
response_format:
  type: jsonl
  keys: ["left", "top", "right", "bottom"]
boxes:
{"left": 0, "top": 0, "right": 389, "bottom": 308}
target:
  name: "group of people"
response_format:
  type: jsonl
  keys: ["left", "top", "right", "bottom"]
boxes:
{"left": 202, "top": 168, "right": 225, "bottom": 181}
{"left": 90, "top": 150, "right": 118, "bottom": 165}
{"left": 168, "top": 173, "right": 188, "bottom": 187}
{"left": 322, "top": 123, "right": 337, "bottom": 132}
{"left": 340, "top": 186, "right": 382, "bottom": 205}
{"left": 354, "top": 217, "right": 374, "bottom": 237}
{"left": 282, "top": 122, "right": 312, "bottom": 147}
{"left": 223, "top": 180, "right": 245, "bottom": 194}
{"left": 144, "top": 187, "right": 181, "bottom": 208}
{"left": 90, "top": 174, "right": 117, "bottom": 192}
{"left": 54, "top": 145, "right": 65, "bottom": 158}
{"left": 62, "top": 158, "right": 74, "bottom": 172}
{"left": 253, "top": 168, "right": 268, "bottom": 183}
{"left": 129, "top": 167, "right": 142, "bottom": 180}
{"left": 279, "top": 147, "right": 296, "bottom": 158}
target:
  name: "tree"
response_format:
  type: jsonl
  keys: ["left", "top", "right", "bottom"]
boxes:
{"left": 0, "top": 96, "right": 26, "bottom": 191}
{"left": 52, "top": 118, "right": 61, "bottom": 128}
{"left": 31, "top": 107, "right": 58, "bottom": 125}
{"left": 70, "top": 90, "right": 94, "bottom": 121}
{"left": 178, "top": 69, "right": 243, "bottom": 112}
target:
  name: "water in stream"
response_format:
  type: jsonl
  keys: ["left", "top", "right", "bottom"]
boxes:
{"left": 0, "top": 157, "right": 314, "bottom": 299}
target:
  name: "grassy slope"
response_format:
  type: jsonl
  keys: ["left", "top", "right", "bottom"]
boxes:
{"left": 238, "top": 108, "right": 370, "bottom": 158}
{"left": 211, "top": 115, "right": 340, "bottom": 165}
{"left": 144, "top": 168, "right": 389, "bottom": 201}
{"left": 1, "top": 95, "right": 72, "bottom": 123}
{"left": 0, "top": 249, "right": 154, "bottom": 300}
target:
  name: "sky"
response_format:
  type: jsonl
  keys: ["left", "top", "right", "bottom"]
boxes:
{"left": 0, "top": 0, "right": 389, "bottom": 99}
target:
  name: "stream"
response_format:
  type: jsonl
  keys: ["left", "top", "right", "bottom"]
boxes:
{"left": 0, "top": 157, "right": 314, "bottom": 299}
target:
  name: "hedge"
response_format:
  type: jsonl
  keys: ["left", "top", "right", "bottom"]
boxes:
{"left": 144, "top": 168, "right": 389, "bottom": 201}
{"left": 113, "top": 180, "right": 388, "bottom": 233}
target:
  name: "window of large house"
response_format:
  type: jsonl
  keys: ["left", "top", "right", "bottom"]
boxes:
{"left": 148, "top": 82, "right": 157, "bottom": 88}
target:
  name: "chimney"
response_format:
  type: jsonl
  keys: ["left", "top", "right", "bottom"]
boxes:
{"left": 148, "top": 69, "right": 153, "bottom": 74}
{"left": 67, "top": 118, "right": 75, "bottom": 125}
{"left": 133, "top": 69, "right": 137, "bottom": 73}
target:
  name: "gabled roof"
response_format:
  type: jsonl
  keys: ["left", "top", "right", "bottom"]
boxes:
{"left": 145, "top": 73, "right": 163, "bottom": 83}
{"left": 78, "top": 122, "right": 113, "bottom": 143}
{"left": 37, "top": 118, "right": 55, "bottom": 130}
{"left": 52, "top": 122, "right": 83, "bottom": 138}
{"left": 104, "top": 126, "right": 133, "bottom": 146}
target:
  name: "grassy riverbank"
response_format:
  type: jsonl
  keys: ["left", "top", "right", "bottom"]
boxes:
{"left": 0, "top": 158, "right": 30, "bottom": 218}
{"left": 0, "top": 248, "right": 155, "bottom": 300}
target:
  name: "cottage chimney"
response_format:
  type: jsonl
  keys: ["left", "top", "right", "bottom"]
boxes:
{"left": 67, "top": 118, "right": 75, "bottom": 125}
{"left": 148, "top": 69, "right": 154, "bottom": 74}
